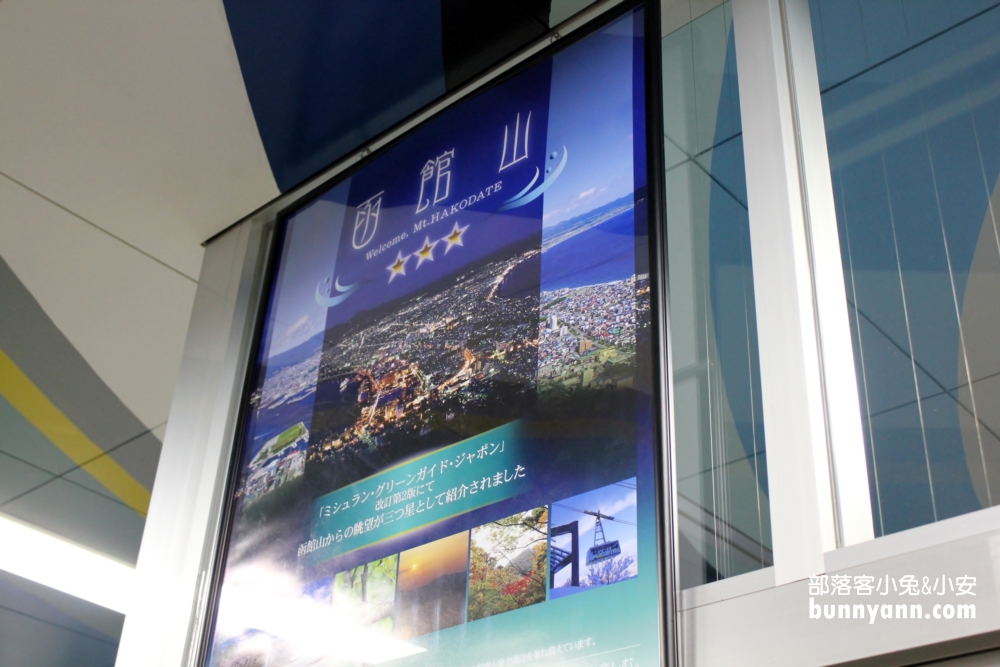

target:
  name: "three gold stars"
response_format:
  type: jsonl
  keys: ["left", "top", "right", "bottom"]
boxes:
{"left": 385, "top": 223, "right": 470, "bottom": 283}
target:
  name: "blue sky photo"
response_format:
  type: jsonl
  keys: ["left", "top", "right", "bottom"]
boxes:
{"left": 541, "top": 13, "right": 638, "bottom": 291}
{"left": 542, "top": 13, "right": 635, "bottom": 229}
{"left": 550, "top": 478, "right": 638, "bottom": 596}
{"left": 262, "top": 178, "right": 351, "bottom": 359}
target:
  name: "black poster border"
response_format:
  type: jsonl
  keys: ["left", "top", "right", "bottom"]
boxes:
{"left": 640, "top": 2, "right": 680, "bottom": 667}
{"left": 196, "top": 3, "right": 674, "bottom": 665}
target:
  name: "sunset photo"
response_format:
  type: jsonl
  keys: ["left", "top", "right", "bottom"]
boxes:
{"left": 394, "top": 532, "right": 470, "bottom": 639}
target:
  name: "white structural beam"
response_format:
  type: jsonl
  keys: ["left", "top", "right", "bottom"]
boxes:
{"left": 781, "top": 0, "right": 874, "bottom": 549}
{"left": 115, "top": 221, "right": 266, "bottom": 667}
{"left": 731, "top": 0, "right": 850, "bottom": 585}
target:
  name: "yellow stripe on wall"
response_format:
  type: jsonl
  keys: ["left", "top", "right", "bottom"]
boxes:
{"left": 0, "top": 348, "right": 150, "bottom": 516}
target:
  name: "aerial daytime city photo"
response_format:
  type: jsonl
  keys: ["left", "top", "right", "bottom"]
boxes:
{"left": 240, "top": 422, "right": 308, "bottom": 503}
{"left": 537, "top": 195, "right": 650, "bottom": 395}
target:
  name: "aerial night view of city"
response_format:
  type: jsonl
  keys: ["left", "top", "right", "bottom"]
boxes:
{"left": 300, "top": 237, "right": 543, "bottom": 496}
{"left": 235, "top": 192, "right": 655, "bottom": 510}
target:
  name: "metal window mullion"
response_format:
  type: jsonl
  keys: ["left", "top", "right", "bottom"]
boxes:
{"left": 730, "top": 0, "right": 838, "bottom": 586}
{"left": 781, "top": 0, "right": 875, "bottom": 549}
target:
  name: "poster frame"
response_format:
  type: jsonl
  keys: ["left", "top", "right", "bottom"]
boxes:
{"left": 194, "top": 2, "right": 675, "bottom": 665}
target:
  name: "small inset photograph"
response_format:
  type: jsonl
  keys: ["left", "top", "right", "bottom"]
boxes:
{"left": 549, "top": 478, "right": 637, "bottom": 599}
{"left": 240, "top": 421, "right": 309, "bottom": 504}
{"left": 467, "top": 507, "right": 548, "bottom": 622}
{"left": 332, "top": 554, "right": 399, "bottom": 636}
{"left": 395, "top": 532, "right": 470, "bottom": 639}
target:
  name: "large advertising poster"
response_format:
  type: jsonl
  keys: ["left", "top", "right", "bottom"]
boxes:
{"left": 206, "top": 8, "right": 662, "bottom": 667}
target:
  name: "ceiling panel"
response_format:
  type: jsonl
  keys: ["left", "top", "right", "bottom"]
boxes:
{"left": 0, "top": 397, "right": 77, "bottom": 476}
{"left": 0, "top": 0, "right": 279, "bottom": 278}
{"left": 0, "top": 569, "right": 122, "bottom": 667}
{"left": 0, "top": 178, "right": 196, "bottom": 430}
{"left": 0, "top": 452, "right": 53, "bottom": 506}
{"left": 1, "top": 478, "right": 146, "bottom": 565}
{"left": 62, "top": 433, "right": 162, "bottom": 504}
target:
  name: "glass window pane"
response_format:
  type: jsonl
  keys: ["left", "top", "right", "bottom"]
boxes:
{"left": 810, "top": 0, "right": 1000, "bottom": 536}
{"left": 663, "top": 1, "right": 773, "bottom": 589}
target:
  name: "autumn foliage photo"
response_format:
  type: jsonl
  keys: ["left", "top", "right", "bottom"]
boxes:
{"left": 467, "top": 507, "right": 548, "bottom": 621}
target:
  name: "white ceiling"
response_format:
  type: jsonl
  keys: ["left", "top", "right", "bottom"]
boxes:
{"left": 0, "top": 0, "right": 278, "bottom": 277}
{"left": 0, "top": 178, "right": 194, "bottom": 430}
{"left": 0, "top": 0, "right": 280, "bottom": 430}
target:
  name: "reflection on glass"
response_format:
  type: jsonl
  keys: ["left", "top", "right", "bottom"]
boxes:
{"left": 331, "top": 555, "right": 398, "bottom": 635}
{"left": 205, "top": 10, "right": 663, "bottom": 667}
{"left": 663, "top": 1, "right": 773, "bottom": 588}
{"left": 213, "top": 560, "right": 425, "bottom": 666}
{"left": 397, "top": 532, "right": 469, "bottom": 639}
{"left": 811, "top": 0, "right": 1000, "bottom": 535}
